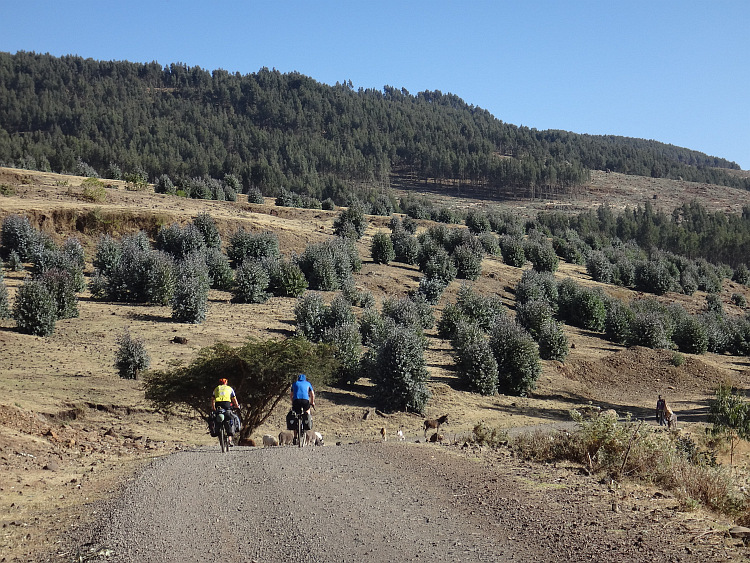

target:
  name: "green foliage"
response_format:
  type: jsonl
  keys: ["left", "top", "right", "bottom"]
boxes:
{"left": 154, "top": 174, "right": 176, "bottom": 195}
{"left": 366, "top": 324, "right": 430, "bottom": 413}
{"left": 390, "top": 230, "right": 420, "bottom": 265}
{"left": 537, "top": 319, "right": 569, "bottom": 361}
{"left": 706, "top": 293, "right": 724, "bottom": 316}
{"left": 604, "top": 300, "right": 634, "bottom": 344}
{"left": 634, "top": 260, "right": 674, "bottom": 295}
{"left": 472, "top": 423, "right": 509, "bottom": 447}
{"left": 1, "top": 214, "right": 41, "bottom": 261}
{"left": 102, "top": 235, "right": 175, "bottom": 305}
{"left": 232, "top": 259, "right": 270, "bottom": 304}
{"left": 371, "top": 232, "right": 395, "bottom": 264}
{"left": 586, "top": 251, "right": 613, "bottom": 283}
{"left": 465, "top": 209, "right": 491, "bottom": 234}
{"left": 499, "top": 235, "right": 525, "bottom": 267}
{"left": 93, "top": 234, "right": 122, "bottom": 275}
{"left": 489, "top": 316, "right": 541, "bottom": 396}
{"left": 192, "top": 212, "right": 222, "bottom": 249}
{"left": 515, "top": 299, "right": 554, "bottom": 340}
{"left": 333, "top": 203, "right": 368, "bottom": 239}
{"left": 0, "top": 183, "right": 16, "bottom": 196}
{"left": 6, "top": 250, "right": 23, "bottom": 271}
{"left": 0, "top": 274, "right": 11, "bottom": 319}
{"left": 294, "top": 292, "right": 328, "bottom": 342}
{"left": 266, "top": 257, "right": 307, "bottom": 297}
{"left": 557, "top": 280, "right": 606, "bottom": 332}
{"left": 731, "top": 293, "right": 747, "bottom": 308}
{"left": 452, "top": 242, "right": 483, "bottom": 280}
{"left": 143, "top": 337, "right": 336, "bottom": 438}
{"left": 516, "top": 270, "right": 558, "bottom": 306}
{"left": 247, "top": 187, "right": 265, "bottom": 204}
{"left": 452, "top": 321, "right": 498, "bottom": 395}
{"left": 670, "top": 352, "right": 685, "bottom": 367}
{"left": 204, "top": 247, "right": 234, "bottom": 291}
{"left": 39, "top": 268, "right": 78, "bottom": 319}
{"left": 421, "top": 247, "right": 457, "bottom": 284}
{"left": 672, "top": 315, "right": 708, "bottom": 354}
{"left": 115, "top": 329, "right": 150, "bottom": 379}
{"left": 227, "top": 229, "right": 280, "bottom": 267}
{"left": 709, "top": 384, "right": 750, "bottom": 465}
{"left": 732, "top": 264, "right": 750, "bottom": 286}
{"left": 415, "top": 275, "right": 448, "bottom": 305}
{"left": 156, "top": 223, "right": 206, "bottom": 259}
{"left": 381, "top": 294, "right": 434, "bottom": 332}
{"left": 298, "top": 238, "right": 360, "bottom": 291}
{"left": 172, "top": 253, "right": 210, "bottom": 323}
{"left": 324, "top": 323, "right": 362, "bottom": 386}
{"left": 524, "top": 239, "right": 559, "bottom": 272}
{"left": 628, "top": 311, "right": 672, "bottom": 349}
{"left": 13, "top": 278, "right": 57, "bottom": 336}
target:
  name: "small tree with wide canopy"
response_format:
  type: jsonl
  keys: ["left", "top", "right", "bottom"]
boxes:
{"left": 143, "top": 337, "right": 337, "bottom": 441}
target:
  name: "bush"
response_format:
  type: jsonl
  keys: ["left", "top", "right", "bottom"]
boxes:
{"left": 298, "top": 238, "right": 361, "bottom": 292}
{"left": 453, "top": 243, "right": 483, "bottom": 281}
{"left": 13, "top": 278, "right": 57, "bottom": 336}
{"left": 628, "top": 311, "right": 672, "bottom": 349}
{"left": 294, "top": 293, "right": 328, "bottom": 342}
{"left": 499, "top": 235, "right": 525, "bottom": 267}
{"left": 586, "top": 251, "right": 613, "bottom": 283}
{"left": 453, "top": 321, "right": 498, "bottom": 395}
{"left": 604, "top": 300, "right": 634, "bottom": 344}
{"left": 156, "top": 223, "right": 206, "bottom": 259}
{"left": 465, "top": 209, "right": 491, "bottom": 234}
{"left": 516, "top": 270, "right": 558, "bottom": 306}
{"left": 247, "top": 187, "right": 265, "bottom": 204}
{"left": 489, "top": 316, "right": 541, "bottom": 396}
{"left": 1, "top": 214, "right": 40, "bottom": 261}
{"left": 154, "top": 174, "right": 176, "bottom": 195}
{"left": 324, "top": 323, "right": 362, "bottom": 386}
{"left": 558, "top": 282, "right": 606, "bottom": 332}
{"left": 415, "top": 275, "right": 448, "bottom": 305}
{"left": 0, "top": 275, "right": 10, "bottom": 319}
{"left": 266, "top": 258, "right": 307, "bottom": 297}
{"left": 537, "top": 319, "right": 569, "bottom": 361}
{"left": 192, "top": 212, "right": 222, "bottom": 250}
{"left": 422, "top": 247, "right": 457, "bottom": 284}
{"left": 204, "top": 248, "right": 234, "bottom": 291}
{"left": 366, "top": 324, "right": 430, "bottom": 413}
{"left": 516, "top": 299, "right": 554, "bottom": 340}
{"left": 227, "top": 229, "right": 280, "bottom": 267}
{"left": 92, "top": 234, "right": 122, "bottom": 275}
{"left": 382, "top": 294, "right": 434, "bottom": 332}
{"left": 326, "top": 294, "right": 356, "bottom": 329}
{"left": 6, "top": 250, "right": 23, "bottom": 271}
{"left": 477, "top": 232, "right": 500, "bottom": 256}
{"left": 172, "top": 253, "right": 210, "bottom": 323}
{"left": 359, "top": 306, "right": 385, "bottom": 346}
{"left": 115, "top": 329, "right": 150, "bottom": 379}
{"left": 371, "top": 232, "right": 395, "bottom": 264}
{"left": 102, "top": 235, "right": 175, "bottom": 305}
{"left": 525, "top": 240, "right": 559, "bottom": 272}
{"left": 732, "top": 264, "right": 750, "bottom": 286}
{"left": 706, "top": 293, "right": 724, "bottom": 316}
{"left": 635, "top": 260, "right": 674, "bottom": 295}
{"left": 673, "top": 315, "right": 708, "bottom": 354}
{"left": 731, "top": 293, "right": 747, "bottom": 308}
{"left": 333, "top": 203, "right": 368, "bottom": 239}
{"left": 232, "top": 260, "right": 270, "bottom": 304}
{"left": 39, "top": 268, "right": 78, "bottom": 319}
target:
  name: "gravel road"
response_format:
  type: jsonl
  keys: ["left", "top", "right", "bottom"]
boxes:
{"left": 69, "top": 442, "right": 743, "bottom": 562}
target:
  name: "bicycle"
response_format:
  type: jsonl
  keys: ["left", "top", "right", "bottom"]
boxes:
{"left": 290, "top": 404, "right": 314, "bottom": 448}
{"left": 213, "top": 407, "right": 235, "bottom": 453}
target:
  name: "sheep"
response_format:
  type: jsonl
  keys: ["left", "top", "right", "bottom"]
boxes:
{"left": 304, "top": 430, "right": 324, "bottom": 446}
{"left": 262, "top": 434, "right": 279, "bottom": 447}
{"left": 278, "top": 430, "right": 295, "bottom": 446}
{"left": 423, "top": 414, "right": 448, "bottom": 439}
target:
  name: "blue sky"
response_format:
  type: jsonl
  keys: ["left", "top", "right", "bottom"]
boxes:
{"left": 2, "top": 0, "right": 748, "bottom": 169}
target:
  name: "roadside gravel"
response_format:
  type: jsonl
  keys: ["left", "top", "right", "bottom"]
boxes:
{"left": 63, "top": 441, "right": 746, "bottom": 562}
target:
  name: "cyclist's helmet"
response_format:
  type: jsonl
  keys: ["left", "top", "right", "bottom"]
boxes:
{"left": 219, "top": 378, "right": 228, "bottom": 385}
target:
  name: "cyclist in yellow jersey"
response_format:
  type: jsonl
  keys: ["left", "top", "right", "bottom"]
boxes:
{"left": 211, "top": 378, "right": 241, "bottom": 446}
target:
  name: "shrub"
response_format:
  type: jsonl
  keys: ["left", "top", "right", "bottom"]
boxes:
{"left": 706, "top": 293, "right": 724, "bottom": 316}
{"left": 227, "top": 229, "right": 280, "bottom": 267}
{"left": 333, "top": 203, "right": 368, "bottom": 239}
{"left": 39, "top": 268, "right": 79, "bottom": 319}
{"left": 516, "top": 270, "right": 558, "bottom": 306}
{"left": 489, "top": 316, "right": 541, "bottom": 396}
{"left": 390, "top": 230, "right": 419, "bottom": 266}
{"left": 453, "top": 243, "right": 483, "bottom": 281}
{"left": 525, "top": 240, "right": 559, "bottom": 272}
{"left": 298, "top": 238, "right": 360, "bottom": 292}
{"left": 359, "top": 306, "right": 385, "bottom": 346}
{"left": 732, "top": 264, "right": 750, "bottom": 286}
{"left": 671, "top": 352, "right": 685, "bottom": 367}
{"left": 0, "top": 275, "right": 10, "bottom": 319}
{"left": 382, "top": 294, "right": 434, "bottom": 332}
{"left": 326, "top": 294, "right": 356, "bottom": 329}
{"left": 415, "top": 275, "right": 448, "bottom": 305}
{"left": 586, "top": 251, "right": 613, "bottom": 283}
{"left": 80, "top": 178, "right": 107, "bottom": 202}
{"left": 324, "top": 323, "right": 362, "bottom": 386}
{"left": 232, "top": 260, "right": 270, "bottom": 304}
{"left": 371, "top": 232, "right": 395, "bottom": 264}
{"left": 453, "top": 321, "right": 498, "bottom": 395}
{"left": 294, "top": 292, "right": 328, "bottom": 342}
{"left": 93, "top": 234, "right": 122, "bottom": 275}
{"left": 321, "top": 197, "right": 335, "bottom": 211}
{"left": 6, "top": 250, "right": 23, "bottom": 271}
{"left": 266, "top": 258, "right": 307, "bottom": 297}
{"left": 537, "top": 319, "right": 569, "bottom": 361}
{"left": 673, "top": 315, "right": 709, "bottom": 354}
{"left": 455, "top": 284, "right": 506, "bottom": 332}
{"left": 499, "top": 235, "right": 525, "bottom": 267}
{"left": 628, "top": 311, "right": 672, "bottom": 349}
{"left": 732, "top": 293, "right": 747, "bottom": 308}
{"left": 172, "top": 253, "right": 210, "bottom": 323}
{"left": 477, "top": 232, "right": 500, "bottom": 256}
{"left": 154, "top": 174, "right": 175, "bottom": 195}
{"left": 604, "top": 300, "right": 634, "bottom": 344}
{"left": 465, "top": 209, "right": 491, "bottom": 234}
{"left": 247, "top": 187, "right": 265, "bottom": 204}
{"left": 1, "top": 214, "right": 40, "bottom": 261}
{"left": 31, "top": 243, "right": 86, "bottom": 293}
{"left": 515, "top": 299, "right": 554, "bottom": 339}
{"left": 192, "top": 212, "right": 222, "bottom": 249}
{"left": 422, "top": 247, "right": 457, "bottom": 284}
{"left": 13, "top": 279, "right": 57, "bottom": 336}
{"left": 115, "top": 330, "right": 150, "bottom": 379}
{"left": 102, "top": 235, "right": 175, "bottom": 305}
{"left": 635, "top": 260, "right": 674, "bottom": 295}
{"left": 204, "top": 248, "right": 234, "bottom": 291}
{"left": 680, "top": 269, "right": 698, "bottom": 295}
{"left": 366, "top": 324, "right": 430, "bottom": 413}
{"left": 156, "top": 223, "right": 206, "bottom": 259}
{"left": 558, "top": 283, "right": 606, "bottom": 332}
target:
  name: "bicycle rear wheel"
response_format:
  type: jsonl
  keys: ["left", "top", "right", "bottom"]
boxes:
{"left": 218, "top": 424, "right": 227, "bottom": 453}
{"left": 297, "top": 415, "right": 304, "bottom": 448}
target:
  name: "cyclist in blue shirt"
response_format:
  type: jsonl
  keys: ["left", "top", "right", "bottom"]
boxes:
{"left": 291, "top": 373, "right": 315, "bottom": 415}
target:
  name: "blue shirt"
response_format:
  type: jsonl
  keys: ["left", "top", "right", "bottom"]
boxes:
{"left": 292, "top": 379, "right": 313, "bottom": 400}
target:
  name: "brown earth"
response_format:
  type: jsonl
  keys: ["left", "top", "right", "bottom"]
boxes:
{"left": 1, "top": 167, "right": 750, "bottom": 561}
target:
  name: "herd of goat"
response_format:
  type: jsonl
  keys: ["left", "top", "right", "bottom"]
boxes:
{"left": 256, "top": 414, "right": 449, "bottom": 448}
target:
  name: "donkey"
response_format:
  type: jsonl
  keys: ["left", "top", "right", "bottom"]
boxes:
{"left": 423, "top": 414, "right": 448, "bottom": 439}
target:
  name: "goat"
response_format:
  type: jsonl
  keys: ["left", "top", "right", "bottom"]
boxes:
{"left": 429, "top": 432, "right": 444, "bottom": 443}
{"left": 278, "top": 430, "right": 295, "bottom": 446}
{"left": 397, "top": 428, "right": 405, "bottom": 441}
{"left": 380, "top": 427, "right": 387, "bottom": 441}
{"left": 262, "top": 434, "right": 279, "bottom": 447}
{"left": 303, "top": 430, "right": 324, "bottom": 446}
{"left": 423, "top": 414, "right": 448, "bottom": 439}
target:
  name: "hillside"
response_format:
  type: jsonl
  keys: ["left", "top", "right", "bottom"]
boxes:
{"left": 2, "top": 167, "right": 750, "bottom": 560}
{"left": 1, "top": 51, "right": 748, "bottom": 206}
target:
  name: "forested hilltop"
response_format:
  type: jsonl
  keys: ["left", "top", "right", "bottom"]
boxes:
{"left": 0, "top": 51, "right": 746, "bottom": 203}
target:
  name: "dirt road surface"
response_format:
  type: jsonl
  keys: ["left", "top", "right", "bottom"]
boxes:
{"left": 64, "top": 442, "right": 743, "bottom": 563}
